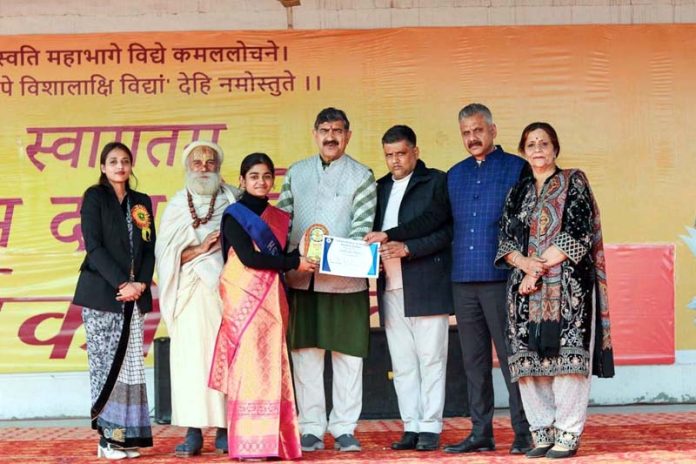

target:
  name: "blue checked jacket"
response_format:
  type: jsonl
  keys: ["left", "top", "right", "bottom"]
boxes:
{"left": 448, "top": 146, "right": 526, "bottom": 282}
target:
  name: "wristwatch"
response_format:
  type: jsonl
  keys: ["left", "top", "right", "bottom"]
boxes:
{"left": 403, "top": 243, "right": 410, "bottom": 256}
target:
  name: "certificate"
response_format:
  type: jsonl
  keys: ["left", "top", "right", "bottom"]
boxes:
{"left": 319, "top": 235, "right": 380, "bottom": 278}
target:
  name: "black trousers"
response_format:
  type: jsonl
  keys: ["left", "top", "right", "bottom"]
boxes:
{"left": 452, "top": 281, "right": 529, "bottom": 438}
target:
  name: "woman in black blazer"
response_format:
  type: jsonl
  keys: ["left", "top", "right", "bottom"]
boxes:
{"left": 73, "top": 141, "right": 156, "bottom": 460}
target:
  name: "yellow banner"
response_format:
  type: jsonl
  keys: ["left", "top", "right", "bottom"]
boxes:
{"left": 1, "top": 26, "right": 695, "bottom": 373}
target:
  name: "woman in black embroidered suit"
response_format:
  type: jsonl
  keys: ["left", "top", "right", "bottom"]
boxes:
{"left": 495, "top": 122, "right": 614, "bottom": 459}
{"left": 73, "top": 142, "right": 155, "bottom": 460}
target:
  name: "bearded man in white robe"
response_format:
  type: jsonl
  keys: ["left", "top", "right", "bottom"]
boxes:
{"left": 155, "top": 141, "right": 241, "bottom": 456}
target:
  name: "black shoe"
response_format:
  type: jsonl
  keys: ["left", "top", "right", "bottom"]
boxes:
{"left": 415, "top": 432, "right": 440, "bottom": 451}
{"left": 510, "top": 433, "right": 533, "bottom": 454}
{"left": 443, "top": 434, "right": 495, "bottom": 453}
{"left": 175, "top": 427, "right": 203, "bottom": 457}
{"left": 546, "top": 447, "right": 578, "bottom": 459}
{"left": 391, "top": 431, "right": 419, "bottom": 450}
{"left": 215, "top": 428, "right": 228, "bottom": 454}
{"left": 525, "top": 445, "right": 552, "bottom": 459}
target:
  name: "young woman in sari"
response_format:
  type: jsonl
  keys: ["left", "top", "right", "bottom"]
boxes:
{"left": 73, "top": 142, "right": 156, "bottom": 460}
{"left": 209, "top": 152, "right": 315, "bottom": 460}
{"left": 495, "top": 123, "right": 614, "bottom": 459}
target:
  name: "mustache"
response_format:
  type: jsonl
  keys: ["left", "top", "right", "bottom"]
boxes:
{"left": 323, "top": 140, "right": 338, "bottom": 146}
{"left": 468, "top": 141, "right": 482, "bottom": 147}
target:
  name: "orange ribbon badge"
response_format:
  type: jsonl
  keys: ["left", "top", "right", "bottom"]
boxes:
{"left": 130, "top": 205, "right": 152, "bottom": 242}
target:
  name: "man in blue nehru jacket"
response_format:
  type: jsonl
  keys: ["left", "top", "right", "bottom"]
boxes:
{"left": 443, "top": 103, "right": 532, "bottom": 455}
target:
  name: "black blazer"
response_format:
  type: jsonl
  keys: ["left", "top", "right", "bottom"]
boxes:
{"left": 374, "top": 159, "right": 453, "bottom": 318}
{"left": 72, "top": 184, "right": 156, "bottom": 313}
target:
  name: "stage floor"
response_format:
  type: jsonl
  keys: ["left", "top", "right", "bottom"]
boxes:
{"left": 1, "top": 405, "right": 695, "bottom": 463}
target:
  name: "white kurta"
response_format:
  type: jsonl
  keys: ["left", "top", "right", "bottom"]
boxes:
{"left": 155, "top": 184, "right": 239, "bottom": 428}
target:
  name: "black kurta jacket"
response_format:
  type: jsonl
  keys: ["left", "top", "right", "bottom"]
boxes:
{"left": 374, "top": 159, "right": 453, "bottom": 319}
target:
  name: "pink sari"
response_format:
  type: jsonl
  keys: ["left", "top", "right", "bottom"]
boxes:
{"left": 209, "top": 206, "right": 301, "bottom": 460}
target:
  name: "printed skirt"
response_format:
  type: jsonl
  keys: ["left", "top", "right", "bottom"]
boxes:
{"left": 82, "top": 303, "right": 153, "bottom": 448}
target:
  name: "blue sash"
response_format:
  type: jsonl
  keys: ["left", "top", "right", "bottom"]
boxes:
{"left": 223, "top": 202, "right": 282, "bottom": 258}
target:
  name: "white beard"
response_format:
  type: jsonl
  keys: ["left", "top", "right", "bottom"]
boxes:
{"left": 186, "top": 171, "right": 221, "bottom": 196}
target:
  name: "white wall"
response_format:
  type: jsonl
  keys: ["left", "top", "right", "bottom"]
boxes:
{"left": 2, "top": 355, "right": 695, "bottom": 419}
{"left": 0, "top": 370, "right": 154, "bottom": 420}
{"left": 1, "top": 0, "right": 695, "bottom": 35}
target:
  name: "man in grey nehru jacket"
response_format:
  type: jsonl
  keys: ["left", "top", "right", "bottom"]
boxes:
{"left": 277, "top": 107, "right": 377, "bottom": 453}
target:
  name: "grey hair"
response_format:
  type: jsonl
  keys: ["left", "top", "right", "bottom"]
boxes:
{"left": 458, "top": 103, "right": 493, "bottom": 125}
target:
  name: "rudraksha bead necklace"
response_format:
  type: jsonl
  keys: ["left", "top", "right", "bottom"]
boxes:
{"left": 187, "top": 190, "right": 218, "bottom": 228}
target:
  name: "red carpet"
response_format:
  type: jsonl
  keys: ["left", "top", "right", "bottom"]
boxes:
{"left": 1, "top": 411, "right": 695, "bottom": 463}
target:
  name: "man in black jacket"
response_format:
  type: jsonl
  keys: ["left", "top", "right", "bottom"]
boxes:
{"left": 365, "top": 125, "right": 453, "bottom": 452}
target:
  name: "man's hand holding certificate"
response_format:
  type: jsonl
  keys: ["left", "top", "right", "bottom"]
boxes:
{"left": 318, "top": 235, "right": 380, "bottom": 279}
